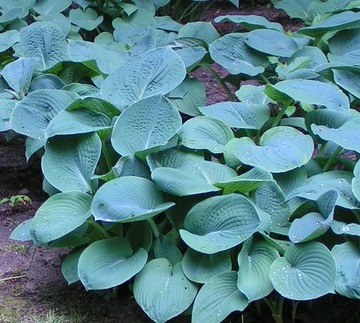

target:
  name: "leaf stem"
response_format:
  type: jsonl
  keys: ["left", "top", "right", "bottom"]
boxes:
{"left": 147, "top": 218, "right": 160, "bottom": 239}
{"left": 101, "top": 140, "right": 113, "bottom": 172}
{"left": 87, "top": 219, "right": 111, "bottom": 239}
{"left": 272, "top": 104, "right": 289, "bottom": 128}
{"left": 322, "top": 146, "right": 342, "bottom": 172}
{"left": 0, "top": 274, "right": 27, "bottom": 282}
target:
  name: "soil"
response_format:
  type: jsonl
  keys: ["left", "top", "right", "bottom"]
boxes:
{"left": 0, "top": 1, "right": 359, "bottom": 323}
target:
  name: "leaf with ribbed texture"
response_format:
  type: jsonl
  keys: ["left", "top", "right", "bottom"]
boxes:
{"left": 39, "top": 13, "right": 71, "bottom": 36}
{"left": 224, "top": 126, "right": 313, "bottom": 173}
{"left": 153, "top": 235, "right": 183, "bottom": 266}
{"left": 180, "top": 194, "right": 261, "bottom": 254}
{"left": 78, "top": 237, "right": 147, "bottom": 290}
{"left": 152, "top": 160, "right": 237, "bottom": 196}
{"left": 33, "top": 0, "right": 72, "bottom": 14}
{"left": 199, "top": 102, "right": 269, "bottom": 130}
{"left": 91, "top": 176, "right": 174, "bottom": 222}
{"left": 178, "top": 22, "right": 219, "bottom": 44}
{"left": 182, "top": 249, "right": 231, "bottom": 283}
{"left": 179, "top": 116, "right": 234, "bottom": 154}
{"left": 69, "top": 8, "right": 103, "bottom": 31}
{"left": 42, "top": 133, "right": 101, "bottom": 192}
{"left": 10, "top": 89, "right": 78, "bottom": 140}
{"left": 61, "top": 248, "right": 83, "bottom": 285}
{"left": 209, "top": 33, "right": 267, "bottom": 76}
{"left": 9, "top": 219, "right": 32, "bottom": 242}
{"left": 215, "top": 14, "right": 283, "bottom": 31}
{"left": 0, "top": 0, "right": 30, "bottom": 23}
{"left": 269, "top": 242, "right": 336, "bottom": 300}
{"left": 111, "top": 94, "right": 181, "bottom": 158}
{"left": 192, "top": 271, "right": 248, "bottom": 322}
{"left": 134, "top": 259, "right": 197, "bottom": 322}
{"left": 19, "top": 22, "right": 69, "bottom": 71}
{"left": 237, "top": 238, "right": 279, "bottom": 302}
{"left": 29, "top": 74, "right": 65, "bottom": 92}
{"left": 332, "top": 242, "right": 360, "bottom": 299}
{"left": 0, "top": 29, "right": 19, "bottom": 52}
{"left": 328, "top": 29, "right": 360, "bottom": 65}
{"left": 30, "top": 192, "right": 92, "bottom": 245}
{"left": 101, "top": 47, "right": 186, "bottom": 110}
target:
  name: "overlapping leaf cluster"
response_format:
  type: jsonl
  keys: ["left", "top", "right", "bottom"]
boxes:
{"left": 2, "top": 0, "right": 360, "bottom": 321}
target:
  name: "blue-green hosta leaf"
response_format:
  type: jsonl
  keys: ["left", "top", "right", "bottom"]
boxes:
{"left": 274, "top": 0, "right": 313, "bottom": 21}
{"left": 42, "top": 133, "right": 101, "bottom": 192}
{"left": 134, "top": 259, "right": 197, "bottom": 322}
{"left": 29, "top": 74, "right": 65, "bottom": 92}
{"left": 91, "top": 176, "right": 174, "bottom": 222}
{"left": 68, "top": 39, "right": 125, "bottom": 75}
{"left": 25, "top": 137, "right": 46, "bottom": 161}
{"left": 111, "top": 95, "right": 181, "bottom": 158}
{"left": 152, "top": 160, "right": 237, "bottom": 196}
{"left": 179, "top": 116, "right": 234, "bottom": 154}
{"left": 199, "top": 102, "right": 269, "bottom": 130}
{"left": 38, "top": 13, "right": 71, "bottom": 36}
{"left": 245, "top": 29, "right": 298, "bottom": 58}
{"left": 192, "top": 271, "right": 248, "bottom": 322}
{"left": 78, "top": 237, "right": 147, "bottom": 290}
{"left": 332, "top": 242, "right": 360, "bottom": 299}
{"left": 48, "top": 223, "right": 89, "bottom": 249}
{"left": 273, "top": 79, "right": 349, "bottom": 111}
{"left": 112, "top": 155, "right": 151, "bottom": 180}
{"left": 237, "top": 238, "right": 279, "bottom": 302}
{"left": 153, "top": 235, "right": 182, "bottom": 266}
{"left": 311, "top": 117, "right": 360, "bottom": 153}
{"left": 0, "top": 0, "right": 31, "bottom": 23}
{"left": 30, "top": 192, "right": 92, "bottom": 245}
{"left": 224, "top": 126, "right": 313, "bottom": 173}
{"left": 61, "top": 248, "right": 83, "bottom": 285}
{"left": 287, "top": 171, "right": 360, "bottom": 209}
{"left": 331, "top": 220, "right": 360, "bottom": 237}
{"left": 10, "top": 89, "right": 78, "bottom": 140}
{"left": 9, "top": 218, "right": 32, "bottom": 242}
{"left": 125, "top": 221, "right": 153, "bottom": 252}
{"left": 269, "top": 242, "right": 336, "bottom": 300}
{"left": 69, "top": 8, "right": 103, "bottom": 31}
{"left": 0, "top": 30, "right": 19, "bottom": 52}
{"left": 209, "top": 33, "right": 267, "bottom": 76}
{"left": 178, "top": 22, "right": 219, "bottom": 44}
{"left": 216, "top": 167, "right": 273, "bottom": 194}
{"left": 352, "top": 160, "right": 360, "bottom": 202}
{"left": 214, "top": 14, "right": 283, "bottom": 31}
{"left": 298, "top": 11, "right": 360, "bottom": 37}
{"left": 33, "top": 0, "right": 72, "bottom": 14}
{"left": 0, "top": 99, "right": 16, "bottom": 132}
{"left": 328, "top": 29, "right": 360, "bottom": 65}
{"left": 235, "top": 85, "right": 273, "bottom": 105}
{"left": 18, "top": 22, "right": 69, "bottom": 71}
{"left": 182, "top": 249, "right": 231, "bottom": 284}
{"left": 101, "top": 47, "right": 186, "bottom": 110}
{"left": 333, "top": 69, "right": 360, "bottom": 99}
{"left": 180, "top": 194, "right": 261, "bottom": 254}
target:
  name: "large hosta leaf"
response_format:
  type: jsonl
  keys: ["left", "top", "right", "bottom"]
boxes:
{"left": 91, "top": 176, "right": 174, "bottom": 222}
{"left": 19, "top": 22, "right": 69, "bottom": 71}
{"left": 101, "top": 47, "right": 186, "bottom": 110}
{"left": 224, "top": 126, "right": 313, "bottom": 173}
{"left": 0, "top": 29, "right": 19, "bottom": 52}
{"left": 69, "top": 8, "right": 103, "bottom": 31}
{"left": 111, "top": 95, "right": 181, "bottom": 158}
{"left": 332, "top": 242, "right": 360, "bottom": 299}
{"left": 328, "top": 29, "right": 360, "bottom": 65}
{"left": 192, "top": 271, "right": 248, "bottom": 322}
{"left": 269, "top": 242, "right": 336, "bottom": 300}
{"left": 42, "top": 133, "right": 101, "bottom": 193}
{"left": 33, "top": 0, "right": 72, "bottom": 15}
{"left": 134, "top": 259, "right": 197, "bottom": 322}
{"left": 180, "top": 194, "right": 261, "bottom": 254}
{"left": 274, "top": 0, "right": 313, "bottom": 20}
{"left": 78, "top": 237, "right": 147, "bottom": 290}
{"left": 10, "top": 89, "right": 78, "bottom": 140}
{"left": 30, "top": 192, "right": 92, "bottom": 245}
{"left": 215, "top": 14, "right": 283, "bottom": 31}
{"left": 178, "top": 21, "right": 219, "bottom": 44}
{"left": 237, "top": 238, "right": 279, "bottom": 302}
{"left": 333, "top": 69, "right": 360, "bottom": 99}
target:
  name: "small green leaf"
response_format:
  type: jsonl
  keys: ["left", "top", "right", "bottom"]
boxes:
{"left": 134, "top": 259, "right": 197, "bottom": 322}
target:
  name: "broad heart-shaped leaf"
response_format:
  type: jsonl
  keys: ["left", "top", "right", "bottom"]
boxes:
{"left": 209, "top": 33, "right": 267, "bottom": 76}
{"left": 152, "top": 160, "right": 237, "bottom": 196}
{"left": 224, "top": 126, "right": 313, "bottom": 173}
{"left": 9, "top": 219, "right": 32, "bottom": 242}
{"left": 18, "top": 22, "right": 69, "bottom": 71}
{"left": 39, "top": 13, "right": 72, "bottom": 36}
{"left": 182, "top": 249, "right": 232, "bottom": 284}
{"left": 328, "top": 29, "right": 360, "bottom": 66}
{"left": 272, "top": 79, "right": 349, "bottom": 111}
{"left": 10, "top": 89, "right": 78, "bottom": 140}
{"left": 68, "top": 40, "right": 125, "bottom": 75}
{"left": 274, "top": 0, "right": 313, "bottom": 20}
{"left": 287, "top": 171, "right": 360, "bottom": 209}
{"left": 289, "top": 190, "right": 337, "bottom": 243}
{"left": 42, "top": 133, "right": 101, "bottom": 193}
{"left": 178, "top": 116, "right": 234, "bottom": 154}
{"left": 245, "top": 29, "right": 298, "bottom": 58}
{"left": 199, "top": 102, "right": 269, "bottom": 130}
{"left": 101, "top": 47, "right": 186, "bottom": 110}
{"left": 192, "top": 271, "right": 248, "bottom": 323}
{"left": 33, "top": 0, "right": 72, "bottom": 14}
{"left": 178, "top": 22, "right": 220, "bottom": 44}
{"left": 134, "top": 259, "right": 197, "bottom": 323}
{"left": 69, "top": 8, "right": 103, "bottom": 31}
{"left": 332, "top": 242, "right": 360, "bottom": 299}
{"left": 214, "top": 14, "right": 283, "bottom": 31}
{"left": 180, "top": 194, "right": 261, "bottom": 254}
{"left": 237, "top": 238, "right": 279, "bottom": 302}
{"left": 0, "top": 57, "right": 38, "bottom": 97}
{"left": 78, "top": 237, "right": 148, "bottom": 290}
{"left": 0, "top": 29, "right": 19, "bottom": 52}
{"left": 333, "top": 69, "right": 360, "bottom": 99}
{"left": 269, "top": 242, "right": 336, "bottom": 300}
{"left": 30, "top": 192, "right": 92, "bottom": 245}
{"left": 91, "top": 176, "right": 175, "bottom": 222}
{"left": 311, "top": 117, "right": 360, "bottom": 153}
{"left": 352, "top": 160, "right": 360, "bottom": 202}
{"left": 111, "top": 95, "right": 181, "bottom": 158}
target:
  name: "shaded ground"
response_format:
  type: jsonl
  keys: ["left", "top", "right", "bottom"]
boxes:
{"left": 0, "top": 1, "right": 359, "bottom": 323}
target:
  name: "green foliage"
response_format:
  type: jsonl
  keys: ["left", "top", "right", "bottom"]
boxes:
{"left": 0, "top": 194, "right": 32, "bottom": 207}
{"left": 3, "top": 0, "right": 360, "bottom": 322}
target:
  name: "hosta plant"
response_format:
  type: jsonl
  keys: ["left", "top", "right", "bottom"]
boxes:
{"left": 2, "top": 0, "right": 360, "bottom": 322}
